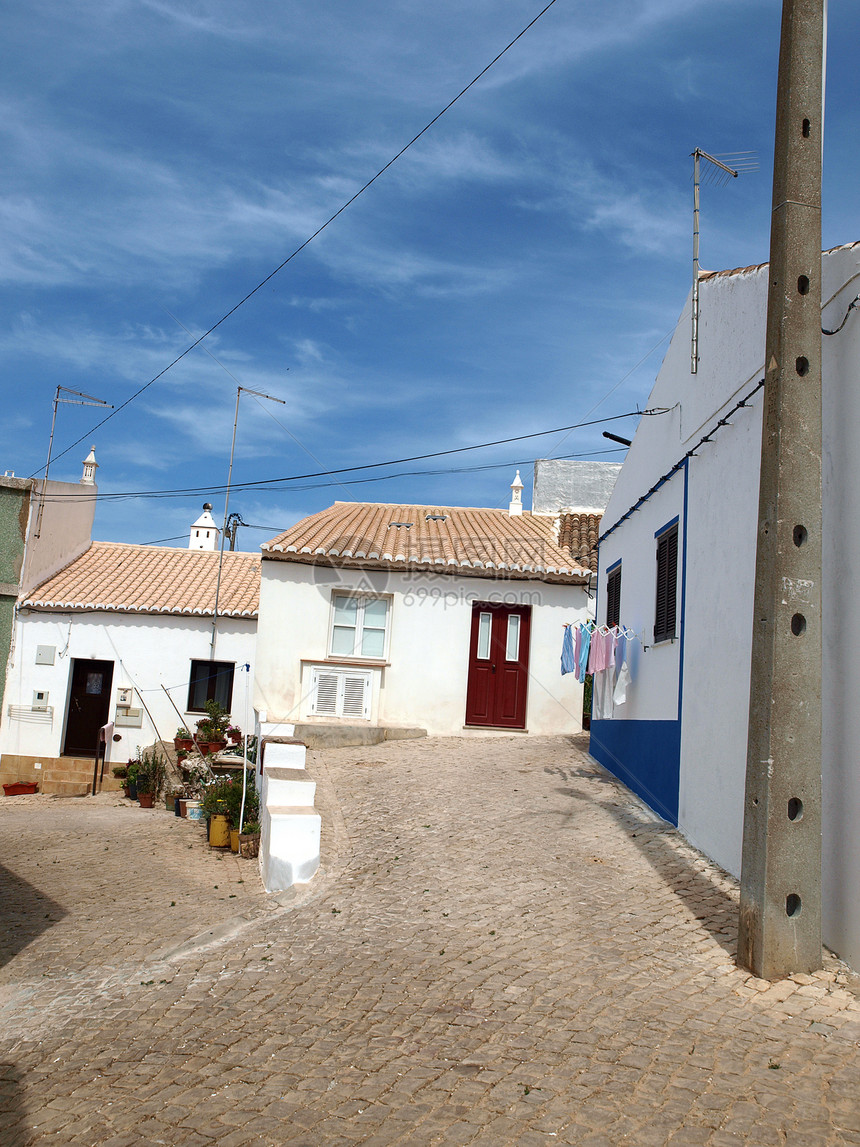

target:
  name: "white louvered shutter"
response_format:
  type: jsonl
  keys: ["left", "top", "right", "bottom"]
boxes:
{"left": 343, "top": 672, "right": 371, "bottom": 719}
{"left": 311, "top": 670, "right": 339, "bottom": 716}
{"left": 310, "top": 667, "right": 371, "bottom": 719}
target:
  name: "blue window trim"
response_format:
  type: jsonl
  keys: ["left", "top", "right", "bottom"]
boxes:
{"left": 605, "top": 557, "right": 622, "bottom": 575}
{"left": 654, "top": 515, "right": 679, "bottom": 539}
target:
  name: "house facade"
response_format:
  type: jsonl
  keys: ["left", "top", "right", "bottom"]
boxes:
{"left": 590, "top": 241, "right": 860, "bottom": 971}
{"left": 0, "top": 457, "right": 98, "bottom": 712}
{"left": 254, "top": 490, "right": 597, "bottom": 739}
{"left": 0, "top": 540, "right": 258, "bottom": 793}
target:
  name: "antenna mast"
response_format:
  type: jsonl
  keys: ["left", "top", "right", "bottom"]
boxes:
{"left": 691, "top": 149, "right": 758, "bottom": 374}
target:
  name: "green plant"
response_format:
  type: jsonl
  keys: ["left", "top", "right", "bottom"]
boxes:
{"left": 134, "top": 747, "right": 167, "bottom": 797}
{"left": 199, "top": 771, "right": 259, "bottom": 830}
{"left": 240, "top": 821, "right": 260, "bottom": 836}
{"left": 126, "top": 761, "right": 140, "bottom": 784}
{"left": 203, "top": 698, "right": 231, "bottom": 739}
{"left": 112, "top": 765, "right": 128, "bottom": 779}
{"left": 175, "top": 726, "right": 191, "bottom": 739}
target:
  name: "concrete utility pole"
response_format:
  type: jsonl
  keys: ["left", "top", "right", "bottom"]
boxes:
{"left": 738, "top": 0, "right": 825, "bottom": 980}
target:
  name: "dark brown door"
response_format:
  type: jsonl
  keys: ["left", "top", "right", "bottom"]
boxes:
{"left": 465, "top": 603, "right": 531, "bottom": 729}
{"left": 63, "top": 659, "right": 114, "bottom": 757}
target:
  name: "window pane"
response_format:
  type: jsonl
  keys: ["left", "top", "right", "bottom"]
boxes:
{"left": 506, "top": 614, "right": 520, "bottom": 661}
{"left": 477, "top": 612, "right": 492, "bottom": 659}
{"left": 360, "top": 628, "right": 385, "bottom": 658}
{"left": 188, "top": 660, "right": 234, "bottom": 711}
{"left": 363, "top": 598, "right": 388, "bottom": 627}
{"left": 331, "top": 626, "right": 356, "bottom": 656}
{"left": 333, "top": 596, "right": 358, "bottom": 626}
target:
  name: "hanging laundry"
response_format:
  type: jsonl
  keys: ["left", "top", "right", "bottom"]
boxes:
{"left": 577, "top": 622, "right": 592, "bottom": 683}
{"left": 593, "top": 666, "right": 614, "bottom": 720}
{"left": 561, "top": 626, "right": 576, "bottom": 676}
{"left": 613, "top": 659, "right": 632, "bottom": 706}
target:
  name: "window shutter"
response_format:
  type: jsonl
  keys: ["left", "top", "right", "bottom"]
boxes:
{"left": 310, "top": 667, "right": 371, "bottom": 719}
{"left": 312, "top": 670, "right": 339, "bottom": 716}
{"left": 343, "top": 673, "right": 370, "bottom": 719}
{"left": 654, "top": 525, "right": 678, "bottom": 642}
{"left": 606, "top": 566, "right": 622, "bottom": 628}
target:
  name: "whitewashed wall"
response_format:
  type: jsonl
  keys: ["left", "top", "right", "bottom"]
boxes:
{"left": 255, "top": 560, "right": 590, "bottom": 737}
{"left": 0, "top": 611, "right": 256, "bottom": 765}
{"left": 596, "top": 241, "right": 860, "bottom": 971}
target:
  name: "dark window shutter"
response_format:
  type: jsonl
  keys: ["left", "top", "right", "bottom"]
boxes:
{"left": 654, "top": 526, "right": 678, "bottom": 642}
{"left": 606, "top": 566, "right": 622, "bottom": 628}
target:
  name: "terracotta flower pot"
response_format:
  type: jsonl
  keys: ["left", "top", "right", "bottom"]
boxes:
{"left": 3, "top": 781, "right": 39, "bottom": 796}
{"left": 138, "top": 792, "right": 155, "bottom": 809}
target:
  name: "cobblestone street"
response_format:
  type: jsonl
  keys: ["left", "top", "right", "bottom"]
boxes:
{"left": 1, "top": 734, "right": 859, "bottom": 1146}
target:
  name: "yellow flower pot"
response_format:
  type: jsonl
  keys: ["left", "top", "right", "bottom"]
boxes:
{"left": 208, "top": 813, "right": 230, "bottom": 848}
{"left": 230, "top": 828, "right": 240, "bottom": 853}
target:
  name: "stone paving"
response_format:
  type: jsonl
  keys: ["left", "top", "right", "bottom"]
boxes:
{"left": 1, "top": 733, "right": 859, "bottom": 1146}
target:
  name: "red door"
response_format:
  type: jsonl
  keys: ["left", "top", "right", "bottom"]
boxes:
{"left": 465, "top": 603, "right": 531, "bottom": 729}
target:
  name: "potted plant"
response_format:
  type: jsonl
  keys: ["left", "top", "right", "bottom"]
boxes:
{"left": 202, "top": 699, "right": 230, "bottom": 753}
{"left": 174, "top": 727, "right": 194, "bottom": 752}
{"left": 200, "top": 778, "right": 232, "bottom": 846}
{"left": 226, "top": 724, "right": 242, "bottom": 745}
{"left": 125, "top": 760, "right": 139, "bottom": 800}
{"left": 3, "top": 780, "right": 39, "bottom": 795}
{"left": 135, "top": 747, "right": 166, "bottom": 809}
{"left": 239, "top": 821, "right": 261, "bottom": 858}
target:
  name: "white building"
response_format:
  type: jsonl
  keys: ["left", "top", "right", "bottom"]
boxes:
{"left": 591, "top": 240, "right": 860, "bottom": 971}
{"left": 0, "top": 540, "right": 258, "bottom": 794}
{"left": 254, "top": 483, "right": 598, "bottom": 739}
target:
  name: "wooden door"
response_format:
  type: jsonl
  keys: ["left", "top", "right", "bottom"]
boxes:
{"left": 465, "top": 603, "right": 531, "bottom": 729}
{"left": 63, "top": 659, "right": 114, "bottom": 757}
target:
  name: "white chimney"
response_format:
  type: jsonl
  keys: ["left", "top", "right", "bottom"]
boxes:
{"left": 80, "top": 446, "right": 98, "bottom": 486}
{"left": 509, "top": 470, "right": 524, "bottom": 516}
{"left": 189, "top": 502, "right": 220, "bottom": 551}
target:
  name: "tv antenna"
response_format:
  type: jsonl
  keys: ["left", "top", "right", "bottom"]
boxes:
{"left": 691, "top": 149, "right": 758, "bottom": 374}
{"left": 35, "top": 386, "right": 113, "bottom": 538}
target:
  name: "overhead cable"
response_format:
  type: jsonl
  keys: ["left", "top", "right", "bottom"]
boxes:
{"left": 32, "top": 0, "right": 562, "bottom": 477}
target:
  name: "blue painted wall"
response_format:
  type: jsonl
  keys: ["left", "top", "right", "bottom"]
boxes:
{"left": 589, "top": 718, "right": 680, "bottom": 825}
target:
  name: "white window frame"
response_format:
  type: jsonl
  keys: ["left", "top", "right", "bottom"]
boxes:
{"left": 328, "top": 593, "right": 391, "bottom": 661}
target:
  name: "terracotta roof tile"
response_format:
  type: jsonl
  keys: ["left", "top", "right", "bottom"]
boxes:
{"left": 22, "top": 542, "right": 259, "bottom": 617}
{"left": 557, "top": 512, "right": 602, "bottom": 575}
{"left": 263, "top": 502, "right": 592, "bottom": 582}
{"left": 699, "top": 240, "right": 860, "bottom": 283}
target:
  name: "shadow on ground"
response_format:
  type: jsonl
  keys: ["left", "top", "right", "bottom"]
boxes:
{"left": 0, "top": 865, "right": 67, "bottom": 969}
{"left": 547, "top": 755, "right": 738, "bottom": 959}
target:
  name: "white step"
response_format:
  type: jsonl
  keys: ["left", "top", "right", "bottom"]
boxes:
{"left": 260, "top": 736, "right": 307, "bottom": 770}
{"left": 262, "top": 766, "right": 316, "bottom": 808}
{"left": 261, "top": 805, "right": 321, "bottom": 892}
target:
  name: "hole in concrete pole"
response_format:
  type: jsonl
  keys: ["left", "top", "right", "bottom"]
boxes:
{"left": 791, "top": 613, "right": 807, "bottom": 636}
{"left": 797, "top": 274, "right": 810, "bottom": 295}
{"left": 796, "top": 356, "right": 810, "bottom": 377}
{"left": 786, "top": 893, "right": 802, "bottom": 917}
{"left": 793, "top": 525, "right": 808, "bottom": 547}
{"left": 802, "top": 118, "right": 811, "bottom": 138}
{"left": 788, "top": 797, "right": 803, "bottom": 821}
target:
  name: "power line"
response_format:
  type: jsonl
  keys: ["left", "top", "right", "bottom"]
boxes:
{"left": 39, "top": 409, "right": 655, "bottom": 502}
{"left": 32, "top": 0, "right": 563, "bottom": 478}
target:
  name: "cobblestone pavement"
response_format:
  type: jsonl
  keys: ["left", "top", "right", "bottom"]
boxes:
{"left": 1, "top": 734, "right": 859, "bottom": 1146}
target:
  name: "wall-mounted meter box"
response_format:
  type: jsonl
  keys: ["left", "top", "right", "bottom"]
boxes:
{"left": 32, "top": 690, "right": 49, "bottom": 711}
{"left": 116, "top": 687, "right": 133, "bottom": 708}
{"left": 35, "top": 646, "right": 56, "bottom": 665}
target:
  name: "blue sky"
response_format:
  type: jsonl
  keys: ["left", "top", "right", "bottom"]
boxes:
{"left": 2, "top": 1, "right": 857, "bottom": 549}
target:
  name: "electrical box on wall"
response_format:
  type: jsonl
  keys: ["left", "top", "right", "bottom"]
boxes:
{"left": 116, "top": 687, "right": 133, "bottom": 708}
{"left": 32, "top": 690, "right": 49, "bottom": 711}
{"left": 114, "top": 708, "right": 142, "bottom": 728}
{"left": 35, "top": 645, "right": 56, "bottom": 665}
